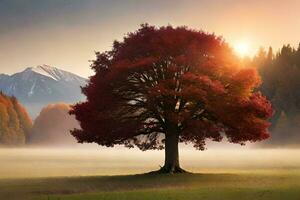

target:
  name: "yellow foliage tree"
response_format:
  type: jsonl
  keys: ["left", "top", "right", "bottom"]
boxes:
{"left": 0, "top": 92, "right": 32, "bottom": 145}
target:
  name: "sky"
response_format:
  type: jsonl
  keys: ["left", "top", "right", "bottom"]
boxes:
{"left": 1, "top": 0, "right": 300, "bottom": 77}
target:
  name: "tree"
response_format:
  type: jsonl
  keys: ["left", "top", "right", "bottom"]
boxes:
{"left": 255, "top": 44, "right": 300, "bottom": 145}
{"left": 70, "top": 24, "right": 273, "bottom": 173}
{"left": 28, "top": 103, "right": 79, "bottom": 146}
{"left": 0, "top": 92, "right": 32, "bottom": 145}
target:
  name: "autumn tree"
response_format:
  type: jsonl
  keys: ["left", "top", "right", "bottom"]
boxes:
{"left": 0, "top": 92, "right": 32, "bottom": 145}
{"left": 70, "top": 25, "right": 273, "bottom": 173}
{"left": 28, "top": 103, "right": 79, "bottom": 146}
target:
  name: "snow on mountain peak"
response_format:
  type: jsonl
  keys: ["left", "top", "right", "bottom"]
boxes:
{"left": 27, "top": 65, "right": 59, "bottom": 81}
{"left": 24, "top": 65, "right": 86, "bottom": 83}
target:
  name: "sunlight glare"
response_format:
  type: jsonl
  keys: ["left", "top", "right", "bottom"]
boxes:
{"left": 234, "top": 40, "right": 251, "bottom": 57}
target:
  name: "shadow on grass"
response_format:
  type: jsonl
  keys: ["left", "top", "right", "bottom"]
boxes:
{"left": 32, "top": 172, "right": 239, "bottom": 196}
{"left": 11, "top": 171, "right": 300, "bottom": 200}
{"left": 0, "top": 172, "right": 238, "bottom": 196}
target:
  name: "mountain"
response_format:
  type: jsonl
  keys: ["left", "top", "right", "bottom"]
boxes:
{"left": 0, "top": 65, "right": 87, "bottom": 118}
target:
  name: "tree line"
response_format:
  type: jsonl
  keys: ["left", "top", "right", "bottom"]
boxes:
{"left": 0, "top": 93, "right": 78, "bottom": 146}
{"left": 252, "top": 44, "right": 300, "bottom": 146}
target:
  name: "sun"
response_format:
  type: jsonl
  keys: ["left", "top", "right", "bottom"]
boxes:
{"left": 234, "top": 40, "right": 251, "bottom": 57}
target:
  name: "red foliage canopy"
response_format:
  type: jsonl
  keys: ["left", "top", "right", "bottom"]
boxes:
{"left": 70, "top": 24, "right": 273, "bottom": 150}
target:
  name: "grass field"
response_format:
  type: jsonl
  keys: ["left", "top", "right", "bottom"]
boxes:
{"left": 1, "top": 148, "right": 300, "bottom": 200}
{"left": 1, "top": 170, "right": 300, "bottom": 200}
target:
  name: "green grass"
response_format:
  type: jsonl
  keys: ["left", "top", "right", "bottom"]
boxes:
{"left": 1, "top": 170, "right": 300, "bottom": 200}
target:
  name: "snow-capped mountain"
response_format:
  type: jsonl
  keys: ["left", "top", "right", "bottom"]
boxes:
{"left": 0, "top": 65, "right": 87, "bottom": 118}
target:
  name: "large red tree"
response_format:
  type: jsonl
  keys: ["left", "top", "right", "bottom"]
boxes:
{"left": 70, "top": 24, "right": 273, "bottom": 173}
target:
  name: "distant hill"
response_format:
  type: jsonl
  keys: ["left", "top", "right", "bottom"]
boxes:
{"left": 0, "top": 65, "right": 87, "bottom": 118}
{"left": 0, "top": 92, "right": 32, "bottom": 145}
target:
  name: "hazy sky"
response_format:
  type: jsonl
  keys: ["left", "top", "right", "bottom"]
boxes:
{"left": 1, "top": 0, "right": 300, "bottom": 77}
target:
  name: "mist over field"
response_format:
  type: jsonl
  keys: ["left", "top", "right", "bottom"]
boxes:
{"left": 2, "top": 1, "right": 300, "bottom": 199}
{"left": 1, "top": 147, "right": 299, "bottom": 179}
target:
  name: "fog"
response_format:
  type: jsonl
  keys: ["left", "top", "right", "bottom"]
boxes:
{"left": 0, "top": 147, "right": 299, "bottom": 179}
{"left": 261, "top": 115, "right": 300, "bottom": 148}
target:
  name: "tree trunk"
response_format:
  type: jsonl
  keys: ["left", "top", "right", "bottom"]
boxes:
{"left": 159, "top": 132, "right": 186, "bottom": 173}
